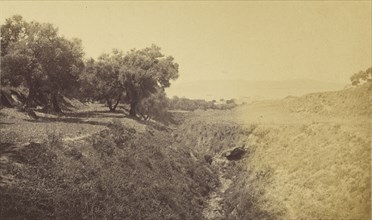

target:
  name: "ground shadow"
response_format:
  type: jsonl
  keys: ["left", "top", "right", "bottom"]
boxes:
{"left": 0, "top": 122, "right": 14, "bottom": 125}
{"left": 63, "top": 111, "right": 127, "bottom": 119}
{"left": 24, "top": 107, "right": 179, "bottom": 132}
{"left": 25, "top": 116, "right": 110, "bottom": 127}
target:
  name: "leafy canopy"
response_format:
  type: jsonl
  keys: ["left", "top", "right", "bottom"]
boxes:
{"left": 80, "top": 50, "right": 124, "bottom": 102}
{"left": 121, "top": 44, "right": 179, "bottom": 116}
{"left": 350, "top": 67, "right": 372, "bottom": 86}
{"left": 1, "top": 15, "right": 85, "bottom": 110}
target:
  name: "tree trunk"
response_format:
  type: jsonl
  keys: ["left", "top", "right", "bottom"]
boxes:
{"left": 129, "top": 101, "right": 137, "bottom": 117}
{"left": 25, "top": 87, "right": 36, "bottom": 107}
{"left": 112, "top": 93, "right": 122, "bottom": 111}
{"left": 107, "top": 98, "right": 114, "bottom": 112}
{"left": 52, "top": 92, "right": 62, "bottom": 113}
{"left": 25, "top": 78, "right": 36, "bottom": 107}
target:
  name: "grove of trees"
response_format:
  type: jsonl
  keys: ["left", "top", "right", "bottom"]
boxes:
{"left": 1, "top": 15, "right": 85, "bottom": 112}
{"left": 1, "top": 15, "right": 179, "bottom": 119}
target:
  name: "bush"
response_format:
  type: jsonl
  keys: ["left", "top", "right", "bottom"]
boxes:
{"left": 92, "top": 129, "right": 116, "bottom": 157}
{"left": 350, "top": 67, "right": 372, "bottom": 86}
{"left": 108, "top": 119, "right": 136, "bottom": 147}
{"left": 137, "top": 90, "right": 171, "bottom": 122}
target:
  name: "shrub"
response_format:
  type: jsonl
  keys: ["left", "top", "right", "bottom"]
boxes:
{"left": 46, "top": 129, "right": 63, "bottom": 149}
{"left": 108, "top": 119, "right": 136, "bottom": 147}
{"left": 92, "top": 129, "right": 116, "bottom": 157}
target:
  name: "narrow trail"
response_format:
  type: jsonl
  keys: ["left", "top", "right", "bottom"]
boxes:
{"left": 62, "top": 133, "right": 93, "bottom": 142}
{"left": 203, "top": 158, "right": 233, "bottom": 220}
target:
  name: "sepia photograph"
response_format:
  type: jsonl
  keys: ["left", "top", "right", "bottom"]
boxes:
{"left": 0, "top": 1, "right": 371, "bottom": 219}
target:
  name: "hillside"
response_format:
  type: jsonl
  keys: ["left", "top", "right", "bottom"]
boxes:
{"left": 0, "top": 84, "right": 370, "bottom": 219}
{"left": 165, "top": 79, "right": 346, "bottom": 101}
{"left": 0, "top": 107, "right": 219, "bottom": 219}
{"left": 282, "top": 82, "right": 372, "bottom": 118}
{"left": 232, "top": 84, "right": 371, "bottom": 219}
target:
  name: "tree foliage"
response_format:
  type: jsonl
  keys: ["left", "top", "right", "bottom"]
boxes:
{"left": 1, "top": 15, "right": 28, "bottom": 56}
{"left": 1, "top": 15, "right": 180, "bottom": 121}
{"left": 80, "top": 50, "right": 125, "bottom": 111}
{"left": 137, "top": 89, "right": 169, "bottom": 121}
{"left": 80, "top": 45, "right": 178, "bottom": 116}
{"left": 350, "top": 67, "right": 372, "bottom": 86}
{"left": 120, "top": 44, "right": 179, "bottom": 116}
{"left": 1, "top": 15, "right": 85, "bottom": 112}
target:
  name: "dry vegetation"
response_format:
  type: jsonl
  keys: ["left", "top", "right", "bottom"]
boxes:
{"left": 1, "top": 10, "right": 371, "bottom": 220}
{"left": 241, "top": 121, "right": 370, "bottom": 219}
{"left": 0, "top": 84, "right": 370, "bottom": 219}
{"left": 0, "top": 108, "right": 218, "bottom": 219}
{"left": 233, "top": 83, "right": 372, "bottom": 219}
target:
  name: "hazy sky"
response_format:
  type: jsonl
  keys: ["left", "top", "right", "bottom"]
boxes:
{"left": 1, "top": 1, "right": 371, "bottom": 84}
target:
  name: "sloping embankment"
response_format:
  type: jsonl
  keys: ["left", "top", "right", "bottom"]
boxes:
{"left": 234, "top": 84, "right": 371, "bottom": 219}
{"left": 173, "top": 115, "right": 281, "bottom": 219}
{"left": 0, "top": 118, "right": 219, "bottom": 219}
{"left": 175, "top": 84, "right": 371, "bottom": 219}
{"left": 1, "top": 83, "right": 370, "bottom": 219}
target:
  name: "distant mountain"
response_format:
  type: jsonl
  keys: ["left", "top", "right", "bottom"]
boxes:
{"left": 165, "top": 79, "right": 346, "bottom": 102}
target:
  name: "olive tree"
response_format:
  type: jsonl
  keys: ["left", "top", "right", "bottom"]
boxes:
{"left": 120, "top": 45, "right": 179, "bottom": 117}
{"left": 1, "top": 15, "right": 85, "bottom": 112}
{"left": 80, "top": 50, "right": 125, "bottom": 112}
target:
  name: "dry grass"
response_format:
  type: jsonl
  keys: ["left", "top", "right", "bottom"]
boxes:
{"left": 1, "top": 85, "right": 370, "bottom": 219}
{"left": 173, "top": 116, "right": 273, "bottom": 219}
{"left": 241, "top": 122, "right": 371, "bottom": 219}
{"left": 234, "top": 84, "right": 371, "bottom": 219}
{"left": 0, "top": 116, "right": 218, "bottom": 219}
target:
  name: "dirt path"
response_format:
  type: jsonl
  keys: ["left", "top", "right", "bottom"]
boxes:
{"left": 62, "top": 133, "right": 93, "bottom": 142}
